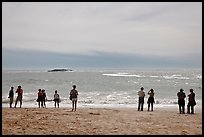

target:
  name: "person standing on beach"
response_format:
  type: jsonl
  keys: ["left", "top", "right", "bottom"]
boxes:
{"left": 70, "top": 85, "right": 78, "bottom": 111}
{"left": 37, "top": 89, "right": 43, "bottom": 108}
{"left": 137, "top": 87, "right": 145, "bottom": 111}
{"left": 147, "top": 89, "right": 155, "bottom": 111}
{"left": 177, "top": 88, "right": 186, "bottom": 114}
{"left": 42, "top": 89, "right": 47, "bottom": 108}
{"left": 187, "top": 89, "right": 196, "bottom": 114}
{"left": 14, "top": 85, "right": 23, "bottom": 108}
{"left": 8, "top": 86, "right": 14, "bottom": 108}
{"left": 54, "top": 90, "right": 60, "bottom": 108}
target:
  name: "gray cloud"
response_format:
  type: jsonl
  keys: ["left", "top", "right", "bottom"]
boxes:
{"left": 2, "top": 2, "right": 202, "bottom": 68}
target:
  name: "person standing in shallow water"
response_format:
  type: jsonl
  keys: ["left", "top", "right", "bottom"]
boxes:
{"left": 14, "top": 85, "right": 23, "bottom": 108}
{"left": 137, "top": 87, "right": 145, "bottom": 111}
{"left": 37, "top": 89, "right": 43, "bottom": 108}
{"left": 177, "top": 88, "right": 186, "bottom": 114}
{"left": 54, "top": 90, "right": 60, "bottom": 108}
{"left": 147, "top": 89, "right": 155, "bottom": 111}
{"left": 8, "top": 86, "right": 14, "bottom": 108}
{"left": 187, "top": 89, "right": 196, "bottom": 114}
{"left": 42, "top": 89, "right": 47, "bottom": 108}
{"left": 70, "top": 85, "right": 78, "bottom": 111}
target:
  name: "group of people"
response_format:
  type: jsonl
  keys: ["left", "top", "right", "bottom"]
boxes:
{"left": 177, "top": 88, "right": 196, "bottom": 114}
{"left": 137, "top": 87, "right": 196, "bottom": 114}
{"left": 8, "top": 85, "right": 23, "bottom": 108}
{"left": 8, "top": 85, "right": 196, "bottom": 114}
{"left": 8, "top": 85, "right": 79, "bottom": 111}
{"left": 36, "top": 89, "right": 47, "bottom": 108}
{"left": 137, "top": 87, "right": 155, "bottom": 111}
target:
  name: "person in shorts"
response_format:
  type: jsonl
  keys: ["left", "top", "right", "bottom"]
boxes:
{"left": 53, "top": 90, "right": 60, "bottom": 108}
{"left": 14, "top": 85, "right": 23, "bottom": 108}
{"left": 37, "top": 89, "right": 43, "bottom": 108}
{"left": 70, "top": 85, "right": 78, "bottom": 111}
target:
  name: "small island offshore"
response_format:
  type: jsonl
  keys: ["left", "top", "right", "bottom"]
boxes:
{"left": 47, "top": 68, "right": 73, "bottom": 72}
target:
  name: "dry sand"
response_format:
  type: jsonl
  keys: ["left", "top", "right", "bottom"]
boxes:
{"left": 2, "top": 107, "right": 202, "bottom": 135}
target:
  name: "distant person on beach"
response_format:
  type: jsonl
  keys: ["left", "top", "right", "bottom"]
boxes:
{"left": 8, "top": 86, "right": 14, "bottom": 108}
{"left": 187, "top": 89, "right": 196, "bottom": 114}
{"left": 37, "top": 89, "right": 43, "bottom": 108}
{"left": 70, "top": 85, "right": 78, "bottom": 111}
{"left": 137, "top": 87, "right": 145, "bottom": 111}
{"left": 54, "top": 90, "right": 60, "bottom": 108}
{"left": 147, "top": 89, "right": 155, "bottom": 111}
{"left": 177, "top": 88, "right": 186, "bottom": 114}
{"left": 14, "top": 85, "right": 23, "bottom": 108}
{"left": 42, "top": 89, "right": 47, "bottom": 108}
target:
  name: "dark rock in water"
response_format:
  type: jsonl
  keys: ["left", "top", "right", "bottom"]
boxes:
{"left": 47, "top": 68, "right": 73, "bottom": 72}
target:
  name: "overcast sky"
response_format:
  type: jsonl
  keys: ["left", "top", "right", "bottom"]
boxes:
{"left": 2, "top": 2, "right": 202, "bottom": 69}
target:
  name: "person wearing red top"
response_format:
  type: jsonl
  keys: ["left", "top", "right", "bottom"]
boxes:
{"left": 37, "top": 89, "right": 43, "bottom": 108}
{"left": 14, "top": 85, "right": 23, "bottom": 108}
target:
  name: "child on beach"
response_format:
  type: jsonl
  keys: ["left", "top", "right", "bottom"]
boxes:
{"left": 53, "top": 90, "right": 60, "bottom": 108}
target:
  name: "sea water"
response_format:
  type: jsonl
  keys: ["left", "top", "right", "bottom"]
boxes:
{"left": 2, "top": 68, "right": 202, "bottom": 109}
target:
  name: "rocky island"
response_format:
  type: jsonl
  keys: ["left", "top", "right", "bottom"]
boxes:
{"left": 47, "top": 68, "right": 73, "bottom": 72}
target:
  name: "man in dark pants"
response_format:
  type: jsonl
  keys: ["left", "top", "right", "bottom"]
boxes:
{"left": 137, "top": 87, "right": 145, "bottom": 111}
{"left": 8, "top": 86, "right": 14, "bottom": 108}
{"left": 177, "top": 89, "right": 186, "bottom": 114}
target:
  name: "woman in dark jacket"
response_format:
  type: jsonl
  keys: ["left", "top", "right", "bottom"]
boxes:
{"left": 187, "top": 89, "right": 196, "bottom": 114}
{"left": 147, "top": 89, "right": 155, "bottom": 111}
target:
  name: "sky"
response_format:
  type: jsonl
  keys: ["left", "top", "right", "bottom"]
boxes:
{"left": 2, "top": 2, "right": 202, "bottom": 70}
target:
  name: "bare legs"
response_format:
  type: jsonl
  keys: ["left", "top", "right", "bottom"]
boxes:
{"left": 72, "top": 100, "right": 77, "bottom": 111}
{"left": 55, "top": 101, "right": 59, "bottom": 108}
{"left": 14, "top": 97, "right": 22, "bottom": 108}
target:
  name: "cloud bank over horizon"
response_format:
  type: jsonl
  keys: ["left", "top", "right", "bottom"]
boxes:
{"left": 3, "top": 48, "right": 201, "bottom": 69}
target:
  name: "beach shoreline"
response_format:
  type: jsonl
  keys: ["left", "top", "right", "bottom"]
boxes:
{"left": 2, "top": 107, "right": 202, "bottom": 135}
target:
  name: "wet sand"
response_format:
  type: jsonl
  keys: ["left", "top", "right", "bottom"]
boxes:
{"left": 2, "top": 107, "right": 202, "bottom": 135}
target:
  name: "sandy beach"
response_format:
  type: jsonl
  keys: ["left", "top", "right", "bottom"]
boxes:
{"left": 2, "top": 107, "right": 202, "bottom": 135}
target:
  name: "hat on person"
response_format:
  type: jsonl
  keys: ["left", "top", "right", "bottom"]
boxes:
{"left": 180, "top": 88, "right": 184, "bottom": 91}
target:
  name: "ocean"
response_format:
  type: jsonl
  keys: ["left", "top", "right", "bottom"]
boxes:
{"left": 2, "top": 68, "right": 202, "bottom": 109}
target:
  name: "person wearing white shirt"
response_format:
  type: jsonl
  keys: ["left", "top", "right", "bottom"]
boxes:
{"left": 137, "top": 87, "right": 145, "bottom": 111}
